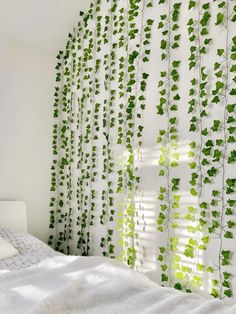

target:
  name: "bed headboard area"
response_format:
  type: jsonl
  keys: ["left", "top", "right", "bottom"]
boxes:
{"left": 0, "top": 201, "right": 28, "bottom": 233}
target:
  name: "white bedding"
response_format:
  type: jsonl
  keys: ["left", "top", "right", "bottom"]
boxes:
{"left": 0, "top": 255, "right": 236, "bottom": 314}
{"left": 0, "top": 237, "right": 18, "bottom": 260}
{"left": 0, "top": 228, "right": 58, "bottom": 271}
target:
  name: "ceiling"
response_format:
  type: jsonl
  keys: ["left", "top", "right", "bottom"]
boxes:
{"left": 0, "top": 0, "right": 91, "bottom": 55}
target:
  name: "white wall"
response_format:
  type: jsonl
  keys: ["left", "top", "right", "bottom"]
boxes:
{"left": 0, "top": 35, "right": 55, "bottom": 242}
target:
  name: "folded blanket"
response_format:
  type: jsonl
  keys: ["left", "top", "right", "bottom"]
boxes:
{"left": 0, "top": 255, "right": 235, "bottom": 314}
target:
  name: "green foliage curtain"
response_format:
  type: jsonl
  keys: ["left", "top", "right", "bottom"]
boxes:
{"left": 49, "top": 0, "right": 236, "bottom": 301}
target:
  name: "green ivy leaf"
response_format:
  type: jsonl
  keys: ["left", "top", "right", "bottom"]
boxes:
{"left": 217, "top": 49, "right": 224, "bottom": 56}
{"left": 224, "top": 231, "right": 233, "bottom": 239}
{"left": 201, "top": 128, "right": 208, "bottom": 136}
{"left": 161, "top": 274, "right": 168, "bottom": 282}
{"left": 211, "top": 289, "right": 219, "bottom": 298}
{"left": 223, "top": 272, "right": 231, "bottom": 280}
{"left": 174, "top": 283, "right": 182, "bottom": 290}
{"left": 227, "top": 220, "right": 236, "bottom": 228}
{"left": 230, "top": 65, "right": 236, "bottom": 72}
{"left": 190, "top": 188, "right": 197, "bottom": 196}
{"left": 215, "top": 12, "right": 224, "bottom": 25}
{"left": 202, "top": 3, "right": 210, "bottom": 10}
{"left": 188, "top": 0, "right": 196, "bottom": 10}
{"left": 230, "top": 88, "right": 236, "bottom": 96}
{"left": 228, "top": 150, "right": 236, "bottom": 164}
{"left": 211, "top": 120, "right": 221, "bottom": 132}
{"left": 224, "top": 289, "right": 233, "bottom": 298}
{"left": 184, "top": 245, "right": 194, "bottom": 258}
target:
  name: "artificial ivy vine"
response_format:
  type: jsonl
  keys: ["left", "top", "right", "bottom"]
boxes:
{"left": 100, "top": 0, "right": 118, "bottom": 258}
{"left": 157, "top": 0, "right": 182, "bottom": 288}
{"left": 184, "top": 0, "right": 236, "bottom": 298}
{"left": 76, "top": 12, "right": 89, "bottom": 255}
{"left": 78, "top": 3, "right": 98, "bottom": 256}
{"left": 186, "top": 0, "right": 213, "bottom": 293}
{"left": 117, "top": 0, "right": 153, "bottom": 269}
{"left": 49, "top": 0, "right": 236, "bottom": 300}
{"left": 210, "top": 0, "right": 236, "bottom": 299}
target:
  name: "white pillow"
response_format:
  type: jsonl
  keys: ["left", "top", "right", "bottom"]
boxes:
{"left": 0, "top": 237, "right": 18, "bottom": 260}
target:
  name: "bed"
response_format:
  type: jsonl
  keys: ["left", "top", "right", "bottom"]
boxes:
{"left": 0, "top": 202, "right": 235, "bottom": 314}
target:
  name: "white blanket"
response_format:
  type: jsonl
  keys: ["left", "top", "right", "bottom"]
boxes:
{"left": 0, "top": 255, "right": 235, "bottom": 314}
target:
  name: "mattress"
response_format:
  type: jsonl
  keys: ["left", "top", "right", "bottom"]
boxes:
{"left": 0, "top": 227, "right": 59, "bottom": 271}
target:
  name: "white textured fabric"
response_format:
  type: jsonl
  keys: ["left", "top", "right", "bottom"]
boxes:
{"left": 0, "top": 228, "right": 59, "bottom": 271}
{"left": 0, "top": 237, "right": 18, "bottom": 260}
{"left": 0, "top": 255, "right": 236, "bottom": 314}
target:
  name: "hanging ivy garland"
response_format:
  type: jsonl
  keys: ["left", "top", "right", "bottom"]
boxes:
{"left": 77, "top": 3, "right": 98, "bottom": 256}
{"left": 185, "top": 0, "right": 214, "bottom": 293}
{"left": 100, "top": 0, "right": 118, "bottom": 258}
{"left": 156, "top": 0, "right": 182, "bottom": 289}
{"left": 117, "top": 0, "right": 154, "bottom": 269}
{"left": 76, "top": 13, "right": 88, "bottom": 254}
{"left": 49, "top": 0, "right": 236, "bottom": 300}
{"left": 210, "top": 0, "right": 236, "bottom": 299}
